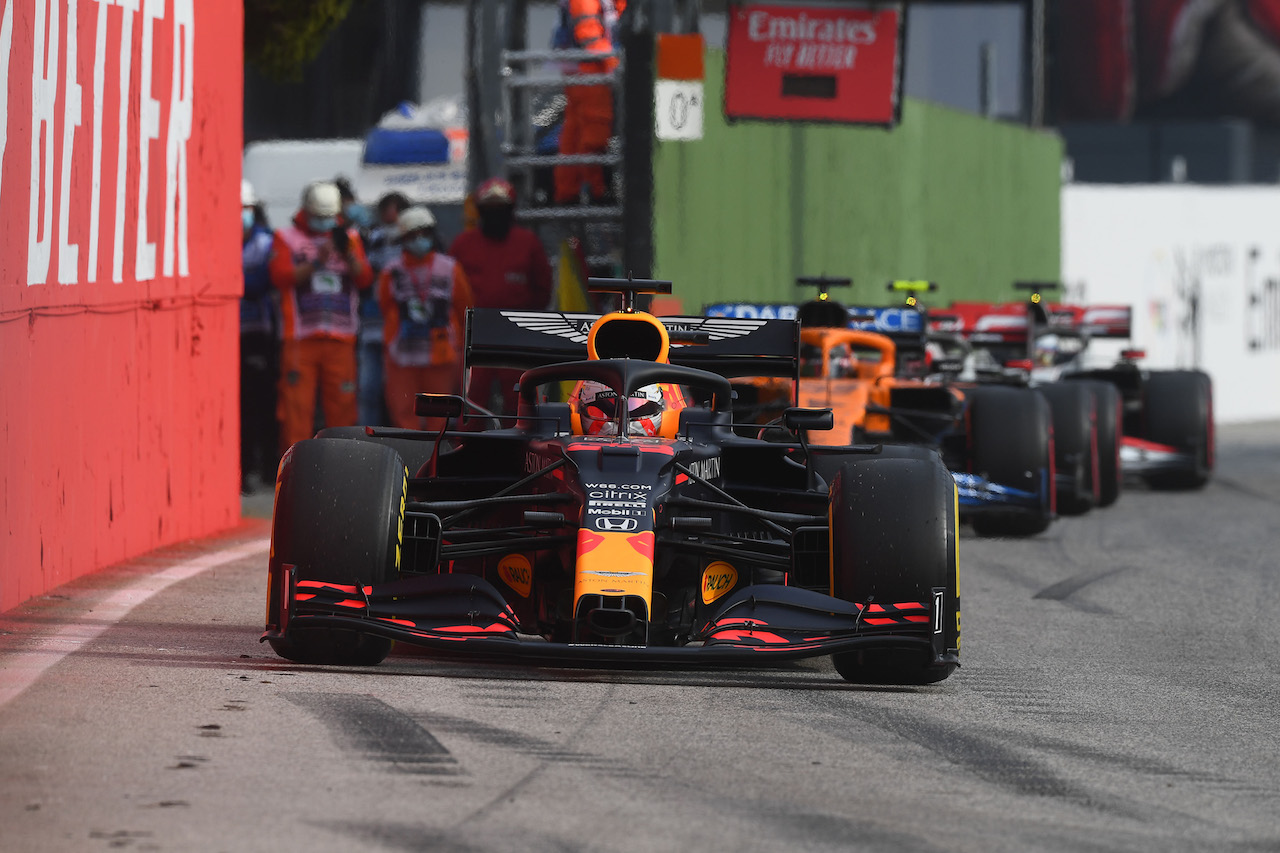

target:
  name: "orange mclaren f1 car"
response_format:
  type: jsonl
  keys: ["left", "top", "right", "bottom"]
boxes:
{"left": 713, "top": 279, "right": 1058, "bottom": 536}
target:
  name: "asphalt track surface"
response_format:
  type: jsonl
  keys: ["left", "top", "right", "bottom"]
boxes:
{"left": 1, "top": 422, "right": 1277, "bottom": 853}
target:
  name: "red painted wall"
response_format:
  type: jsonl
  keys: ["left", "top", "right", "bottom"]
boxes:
{"left": 0, "top": 0, "right": 242, "bottom": 611}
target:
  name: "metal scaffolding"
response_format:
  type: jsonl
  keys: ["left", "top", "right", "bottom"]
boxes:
{"left": 463, "top": 0, "right": 698, "bottom": 279}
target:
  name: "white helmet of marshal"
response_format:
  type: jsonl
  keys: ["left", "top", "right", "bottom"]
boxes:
{"left": 573, "top": 381, "right": 669, "bottom": 437}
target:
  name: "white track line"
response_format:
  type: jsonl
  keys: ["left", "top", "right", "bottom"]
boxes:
{"left": 0, "top": 537, "right": 270, "bottom": 709}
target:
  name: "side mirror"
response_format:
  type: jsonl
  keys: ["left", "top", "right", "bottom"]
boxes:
{"left": 783, "top": 407, "right": 833, "bottom": 432}
{"left": 415, "top": 393, "right": 466, "bottom": 419}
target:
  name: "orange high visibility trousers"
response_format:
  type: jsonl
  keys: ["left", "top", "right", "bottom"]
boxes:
{"left": 554, "top": 84, "right": 614, "bottom": 202}
{"left": 277, "top": 338, "right": 358, "bottom": 451}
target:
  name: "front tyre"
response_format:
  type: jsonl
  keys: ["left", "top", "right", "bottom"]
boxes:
{"left": 828, "top": 455, "right": 959, "bottom": 685}
{"left": 1074, "top": 380, "right": 1122, "bottom": 507}
{"left": 314, "top": 425, "right": 437, "bottom": 478}
{"left": 967, "top": 386, "right": 1054, "bottom": 537}
{"left": 266, "top": 438, "right": 408, "bottom": 665}
{"left": 1038, "top": 382, "right": 1097, "bottom": 516}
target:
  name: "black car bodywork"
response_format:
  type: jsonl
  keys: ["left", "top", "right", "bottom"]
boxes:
{"left": 263, "top": 283, "right": 961, "bottom": 684}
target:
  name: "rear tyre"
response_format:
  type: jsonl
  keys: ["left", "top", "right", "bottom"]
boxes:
{"left": 266, "top": 438, "right": 408, "bottom": 665}
{"left": 1075, "top": 380, "right": 1122, "bottom": 507}
{"left": 828, "top": 456, "right": 959, "bottom": 685}
{"left": 967, "top": 387, "right": 1054, "bottom": 537}
{"left": 1143, "top": 370, "right": 1214, "bottom": 489}
{"left": 1038, "top": 382, "right": 1097, "bottom": 516}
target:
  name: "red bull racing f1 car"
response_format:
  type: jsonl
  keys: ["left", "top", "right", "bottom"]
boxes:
{"left": 262, "top": 280, "right": 961, "bottom": 685}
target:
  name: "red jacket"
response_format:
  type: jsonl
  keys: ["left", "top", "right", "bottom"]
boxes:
{"left": 448, "top": 226, "right": 553, "bottom": 311}
{"left": 565, "top": 0, "right": 626, "bottom": 72}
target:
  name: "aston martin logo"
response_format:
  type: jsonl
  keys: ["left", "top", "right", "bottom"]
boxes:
{"left": 584, "top": 570, "right": 646, "bottom": 577}
{"left": 501, "top": 311, "right": 599, "bottom": 343}
{"left": 662, "top": 317, "right": 770, "bottom": 345}
{"left": 499, "top": 312, "right": 769, "bottom": 347}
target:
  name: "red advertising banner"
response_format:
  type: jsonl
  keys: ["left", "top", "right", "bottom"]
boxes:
{"left": 725, "top": 3, "right": 904, "bottom": 125}
{"left": 0, "top": 0, "right": 243, "bottom": 611}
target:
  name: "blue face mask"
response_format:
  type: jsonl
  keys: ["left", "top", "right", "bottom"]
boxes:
{"left": 344, "top": 203, "right": 373, "bottom": 229}
{"left": 242, "top": 208, "right": 255, "bottom": 230}
{"left": 308, "top": 215, "right": 337, "bottom": 233}
{"left": 405, "top": 236, "right": 434, "bottom": 257}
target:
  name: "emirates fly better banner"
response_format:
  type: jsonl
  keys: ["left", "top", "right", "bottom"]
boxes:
{"left": 724, "top": 2, "right": 904, "bottom": 125}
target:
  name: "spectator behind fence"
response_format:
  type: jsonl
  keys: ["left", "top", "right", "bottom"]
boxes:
{"left": 356, "top": 191, "right": 411, "bottom": 426}
{"left": 268, "top": 181, "right": 374, "bottom": 451}
{"left": 379, "top": 206, "right": 474, "bottom": 431}
{"left": 449, "top": 178, "right": 552, "bottom": 414}
{"left": 240, "top": 179, "right": 279, "bottom": 493}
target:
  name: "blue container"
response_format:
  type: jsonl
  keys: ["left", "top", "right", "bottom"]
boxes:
{"left": 363, "top": 126, "right": 451, "bottom": 166}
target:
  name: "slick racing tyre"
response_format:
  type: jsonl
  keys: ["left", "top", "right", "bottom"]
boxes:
{"left": 828, "top": 455, "right": 959, "bottom": 685}
{"left": 967, "top": 386, "right": 1054, "bottom": 537}
{"left": 1038, "top": 382, "right": 1098, "bottom": 516}
{"left": 314, "top": 426, "right": 437, "bottom": 478}
{"left": 266, "top": 438, "right": 408, "bottom": 665}
{"left": 811, "top": 443, "right": 942, "bottom": 496}
{"left": 1076, "top": 379, "right": 1122, "bottom": 507}
{"left": 1143, "top": 370, "right": 1214, "bottom": 489}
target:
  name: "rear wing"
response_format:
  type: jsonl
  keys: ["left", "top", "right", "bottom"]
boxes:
{"left": 1052, "top": 304, "right": 1132, "bottom": 338}
{"left": 465, "top": 309, "right": 801, "bottom": 378}
{"left": 937, "top": 302, "right": 1132, "bottom": 344}
{"left": 707, "top": 302, "right": 925, "bottom": 339}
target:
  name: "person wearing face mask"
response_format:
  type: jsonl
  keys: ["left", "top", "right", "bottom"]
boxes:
{"left": 334, "top": 176, "right": 375, "bottom": 233}
{"left": 268, "top": 180, "right": 375, "bottom": 452}
{"left": 378, "top": 206, "right": 474, "bottom": 430}
{"left": 354, "top": 192, "right": 410, "bottom": 427}
{"left": 240, "top": 180, "right": 279, "bottom": 493}
{"left": 448, "top": 177, "right": 552, "bottom": 414}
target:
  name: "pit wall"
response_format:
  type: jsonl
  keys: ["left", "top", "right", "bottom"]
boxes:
{"left": 1063, "top": 186, "right": 1280, "bottom": 424}
{"left": 653, "top": 50, "right": 1063, "bottom": 309}
{"left": 0, "top": 1, "right": 243, "bottom": 611}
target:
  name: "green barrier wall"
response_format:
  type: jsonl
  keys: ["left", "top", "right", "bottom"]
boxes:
{"left": 653, "top": 51, "right": 1062, "bottom": 309}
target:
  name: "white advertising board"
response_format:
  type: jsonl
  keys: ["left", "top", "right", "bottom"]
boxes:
{"left": 356, "top": 163, "right": 468, "bottom": 206}
{"left": 1062, "top": 185, "right": 1280, "bottom": 424}
{"left": 655, "top": 80, "right": 705, "bottom": 141}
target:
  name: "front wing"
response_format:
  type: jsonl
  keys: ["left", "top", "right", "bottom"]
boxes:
{"left": 952, "top": 471, "right": 1047, "bottom": 515}
{"left": 1120, "top": 436, "right": 1198, "bottom": 476}
{"left": 263, "top": 570, "right": 957, "bottom": 669}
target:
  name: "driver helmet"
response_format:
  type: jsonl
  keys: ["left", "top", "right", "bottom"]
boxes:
{"left": 799, "top": 343, "right": 823, "bottom": 378}
{"left": 1035, "top": 333, "right": 1060, "bottom": 367}
{"left": 572, "top": 381, "right": 680, "bottom": 437}
{"left": 829, "top": 345, "right": 854, "bottom": 378}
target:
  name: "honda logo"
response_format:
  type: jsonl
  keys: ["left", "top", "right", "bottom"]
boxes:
{"left": 595, "top": 517, "right": 639, "bottom": 532}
